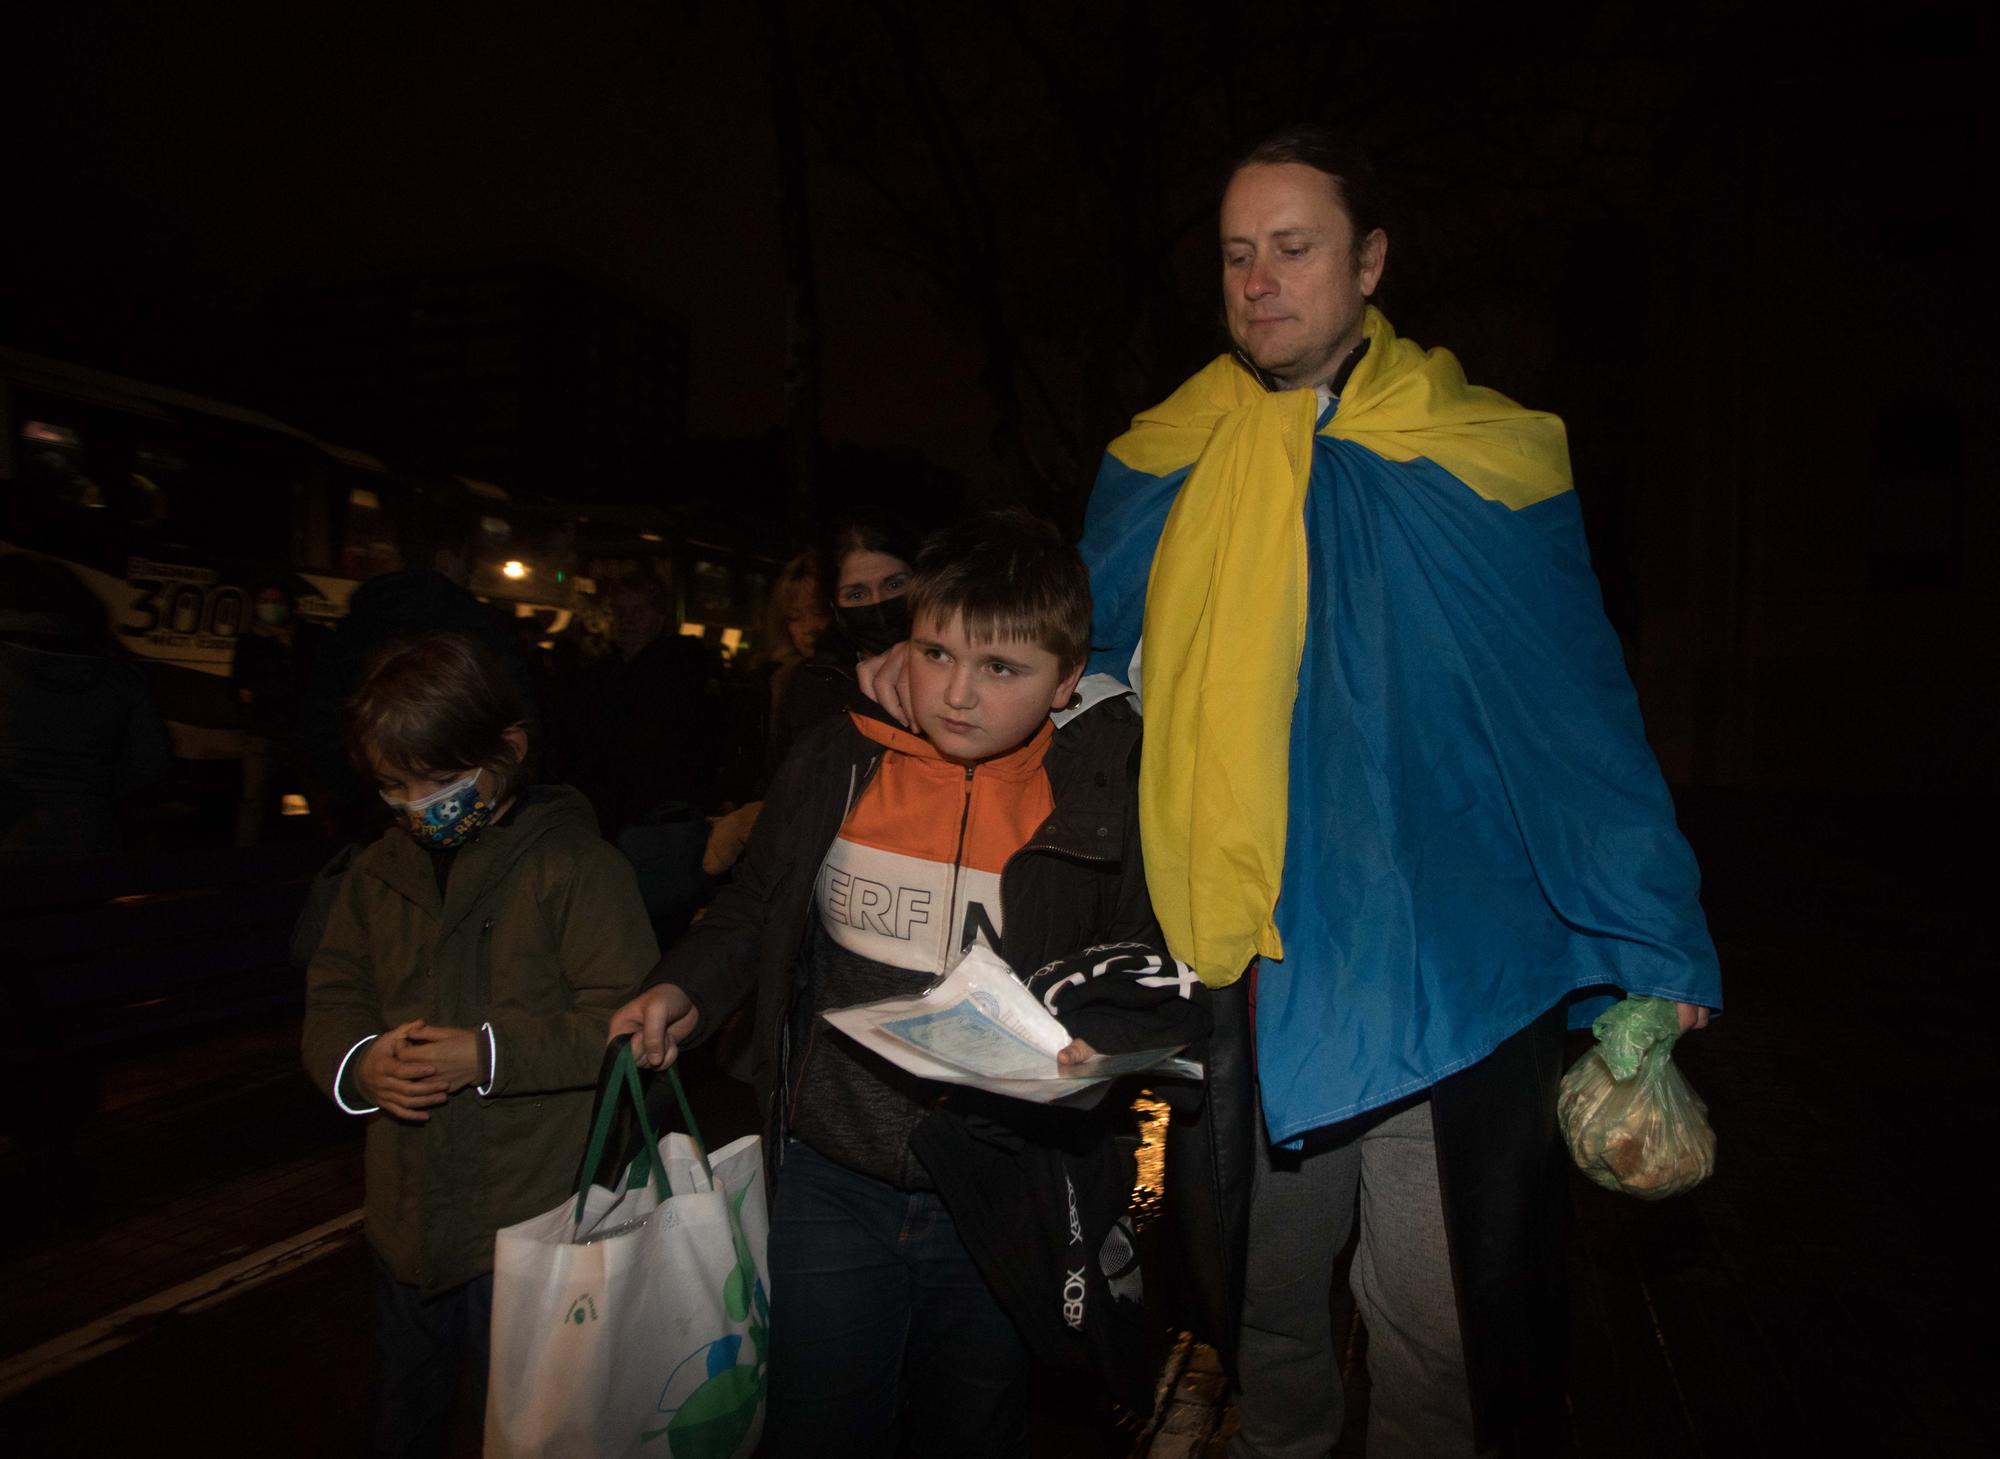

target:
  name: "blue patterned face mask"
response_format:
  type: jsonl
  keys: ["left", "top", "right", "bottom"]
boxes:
{"left": 382, "top": 770, "right": 494, "bottom": 849}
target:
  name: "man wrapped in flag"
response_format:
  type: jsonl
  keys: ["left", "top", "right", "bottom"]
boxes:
{"left": 1079, "top": 128, "right": 1723, "bottom": 1455}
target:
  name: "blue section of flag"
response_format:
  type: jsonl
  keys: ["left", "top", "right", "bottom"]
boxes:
{"left": 1081, "top": 454, "right": 1188, "bottom": 684}
{"left": 1080, "top": 437, "right": 1721, "bottom": 1144}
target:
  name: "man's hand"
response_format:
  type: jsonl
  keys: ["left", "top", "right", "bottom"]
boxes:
{"left": 1675, "top": 1002, "right": 1711, "bottom": 1035}
{"left": 608, "top": 985, "right": 700, "bottom": 1070}
{"left": 356, "top": 1020, "right": 450, "bottom": 1121}
{"left": 405, "top": 1022, "right": 482, "bottom": 1093}
{"left": 855, "top": 641, "right": 914, "bottom": 726}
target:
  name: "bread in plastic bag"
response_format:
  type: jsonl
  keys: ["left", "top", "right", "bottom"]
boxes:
{"left": 1558, "top": 996, "right": 1716, "bottom": 1200}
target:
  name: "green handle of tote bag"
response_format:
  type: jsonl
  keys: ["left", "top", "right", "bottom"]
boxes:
{"left": 577, "top": 1041, "right": 771, "bottom": 1358}
{"left": 572, "top": 1037, "right": 717, "bottom": 1230}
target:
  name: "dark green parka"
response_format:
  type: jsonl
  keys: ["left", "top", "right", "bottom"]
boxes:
{"left": 302, "top": 785, "right": 657, "bottom": 1292}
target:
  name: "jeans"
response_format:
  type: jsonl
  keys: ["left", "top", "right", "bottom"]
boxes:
{"left": 763, "top": 1140, "right": 1030, "bottom": 1459}
{"left": 368, "top": 1261, "right": 493, "bottom": 1459}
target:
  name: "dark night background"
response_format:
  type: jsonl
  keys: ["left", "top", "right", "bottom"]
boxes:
{"left": 1, "top": 5, "right": 1995, "bottom": 1455}
{"left": 7, "top": 0, "right": 1992, "bottom": 796}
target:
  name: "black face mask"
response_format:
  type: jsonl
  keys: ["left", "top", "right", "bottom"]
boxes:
{"left": 834, "top": 595, "right": 912, "bottom": 658}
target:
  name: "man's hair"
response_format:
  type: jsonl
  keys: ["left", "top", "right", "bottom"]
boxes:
{"left": 343, "top": 632, "right": 531, "bottom": 800}
{"left": 1232, "top": 124, "right": 1383, "bottom": 242}
{"left": 906, "top": 509, "right": 1091, "bottom": 671}
{"left": 610, "top": 567, "right": 673, "bottom": 617}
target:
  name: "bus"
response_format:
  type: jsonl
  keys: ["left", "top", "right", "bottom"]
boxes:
{"left": 0, "top": 348, "right": 579, "bottom": 758}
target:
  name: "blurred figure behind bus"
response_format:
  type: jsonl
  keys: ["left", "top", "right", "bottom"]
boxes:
{"left": 232, "top": 582, "right": 317, "bottom": 846}
{"left": 0, "top": 552, "right": 173, "bottom": 869}
{"left": 570, "top": 569, "right": 725, "bottom": 944}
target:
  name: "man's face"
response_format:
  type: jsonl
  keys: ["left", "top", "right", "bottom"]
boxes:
{"left": 610, "top": 589, "right": 666, "bottom": 656}
{"left": 1220, "top": 162, "right": 1387, "bottom": 391}
{"left": 908, "top": 609, "right": 1082, "bottom": 767}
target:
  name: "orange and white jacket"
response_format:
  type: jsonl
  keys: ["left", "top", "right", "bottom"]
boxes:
{"left": 815, "top": 714, "right": 1055, "bottom": 975}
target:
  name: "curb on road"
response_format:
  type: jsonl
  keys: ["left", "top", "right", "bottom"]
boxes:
{"left": 0, "top": 1207, "right": 363, "bottom": 1402}
{"left": 1139, "top": 1336, "right": 1233, "bottom": 1458}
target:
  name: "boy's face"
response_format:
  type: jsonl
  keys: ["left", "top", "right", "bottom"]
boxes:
{"left": 908, "top": 609, "right": 1083, "bottom": 766}
{"left": 367, "top": 725, "right": 528, "bottom": 815}
{"left": 369, "top": 749, "right": 485, "bottom": 807}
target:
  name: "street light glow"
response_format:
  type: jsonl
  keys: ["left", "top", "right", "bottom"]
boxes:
{"left": 502, "top": 560, "right": 528, "bottom": 579}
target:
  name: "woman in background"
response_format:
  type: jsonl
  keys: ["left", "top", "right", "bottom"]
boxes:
{"left": 766, "top": 510, "right": 920, "bottom": 770}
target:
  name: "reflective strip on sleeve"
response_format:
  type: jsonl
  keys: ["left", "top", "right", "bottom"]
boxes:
{"left": 478, "top": 1022, "right": 497, "bottom": 1097}
{"left": 333, "top": 1035, "right": 381, "bottom": 1115}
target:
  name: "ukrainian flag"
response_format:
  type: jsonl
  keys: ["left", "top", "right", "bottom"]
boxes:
{"left": 1080, "top": 307, "right": 1721, "bottom": 1141}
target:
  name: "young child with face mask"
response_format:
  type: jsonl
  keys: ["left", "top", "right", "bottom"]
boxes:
{"left": 301, "top": 631, "right": 658, "bottom": 1457}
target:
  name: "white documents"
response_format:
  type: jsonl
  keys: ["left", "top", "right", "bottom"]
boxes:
{"left": 821, "top": 945, "right": 1195, "bottom": 1106}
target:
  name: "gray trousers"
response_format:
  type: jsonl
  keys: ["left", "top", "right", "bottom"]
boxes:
{"left": 1228, "top": 1093, "right": 1483, "bottom": 1459}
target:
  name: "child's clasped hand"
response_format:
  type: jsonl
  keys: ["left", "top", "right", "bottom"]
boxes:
{"left": 358, "top": 1019, "right": 481, "bottom": 1120}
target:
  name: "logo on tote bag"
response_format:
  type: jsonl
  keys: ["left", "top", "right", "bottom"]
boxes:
{"left": 636, "top": 1181, "right": 770, "bottom": 1458}
{"left": 561, "top": 1294, "right": 599, "bottom": 1326}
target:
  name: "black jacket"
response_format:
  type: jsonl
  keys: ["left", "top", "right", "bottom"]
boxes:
{"left": 649, "top": 696, "right": 1209, "bottom": 1414}
{"left": 655, "top": 697, "right": 1178, "bottom": 1117}
{"left": 570, "top": 633, "right": 725, "bottom": 837}
{"left": 761, "top": 646, "right": 859, "bottom": 780}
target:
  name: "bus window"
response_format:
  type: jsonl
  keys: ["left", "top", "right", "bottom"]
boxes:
{"left": 129, "top": 440, "right": 182, "bottom": 532}
{"left": 688, "top": 556, "right": 735, "bottom": 627}
{"left": 6, "top": 391, "right": 144, "bottom": 567}
{"left": 155, "top": 423, "right": 298, "bottom": 565}
{"left": 334, "top": 486, "right": 399, "bottom": 576}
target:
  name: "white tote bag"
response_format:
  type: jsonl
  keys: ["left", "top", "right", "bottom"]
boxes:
{"left": 486, "top": 1045, "right": 770, "bottom": 1459}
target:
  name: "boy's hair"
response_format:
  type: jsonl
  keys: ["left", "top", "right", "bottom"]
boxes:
{"left": 343, "top": 632, "right": 531, "bottom": 800}
{"left": 906, "top": 509, "right": 1091, "bottom": 671}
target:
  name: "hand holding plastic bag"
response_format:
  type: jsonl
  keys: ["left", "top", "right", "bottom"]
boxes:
{"left": 1558, "top": 997, "right": 1716, "bottom": 1200}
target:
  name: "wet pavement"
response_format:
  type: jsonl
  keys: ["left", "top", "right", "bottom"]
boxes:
{"left": 0, "top": 791, "right": 1987, "bottom": 1456}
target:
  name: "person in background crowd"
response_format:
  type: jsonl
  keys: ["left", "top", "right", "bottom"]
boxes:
{"left": 761, "top": 551, "right": 830, "bottom": 768}
{"left": 231, "top": 582, "right": 312, "bottom": 846}
{"left": 496, "top": 598, "right": 574, "bottom": 786}
{"left": 570, "top": 568, "right": 725, "bottom": 941}
{"left": 765, "top": 510, "right": 920, "bottom": 773}
{"left": 709, "top": 552, "right": 828, "bottom": 874}
{"left": 0, "top": 552, "right": 175, "bottom": 1184}
{"left": 301, "top": 632, "right": 654, "bottom": 1459}
{"left": 0, "top": 551, "right": 173, "bottom": 869}
{"left": 298, "top": 502, "right": 539, "bottom": 840}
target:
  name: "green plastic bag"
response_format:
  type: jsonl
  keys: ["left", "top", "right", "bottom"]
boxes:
{"left": 1558, "top": 997, "right": 1716, "bottom": 1200}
